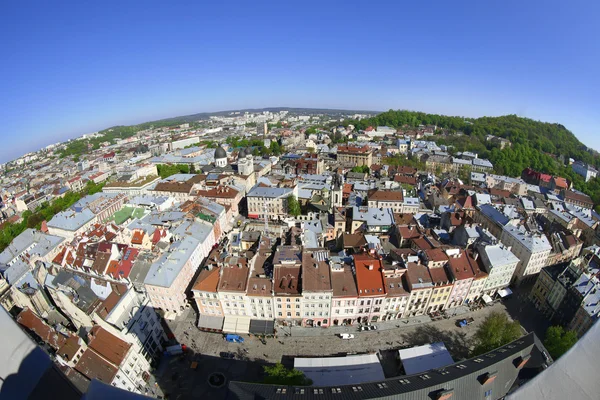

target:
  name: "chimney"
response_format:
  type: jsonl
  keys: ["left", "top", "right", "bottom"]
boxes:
{"left": 474, "top": 253, "right": 479, "bottom": 260}
{"left": 368, "top": 264, "right": 374, "bottom": 271}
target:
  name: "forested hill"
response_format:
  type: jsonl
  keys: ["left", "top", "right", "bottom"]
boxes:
{"left": 348, "top": 110, "right": 596, "bottom": 166}
{"left": 344, "top": 110, "right": 600, "bottom": 209}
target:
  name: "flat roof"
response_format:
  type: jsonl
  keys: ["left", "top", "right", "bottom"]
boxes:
{"left": 294, "top": 354, "right": 385, "bottom": 386}
{"left": 398, "top": 342, "right": 454, "bottom": 375}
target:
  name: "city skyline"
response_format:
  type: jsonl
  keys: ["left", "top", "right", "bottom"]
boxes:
{"left": 2, "top": 0, "right": 599, "bottom": 163}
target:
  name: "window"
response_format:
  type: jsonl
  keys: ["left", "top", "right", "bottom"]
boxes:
{"left": 398, "top": 379, "right": 410, "bottom": 385}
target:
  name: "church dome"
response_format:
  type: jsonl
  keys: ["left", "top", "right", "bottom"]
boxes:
{"left": 214, "top": 145, "right": 227, "bottom": 159}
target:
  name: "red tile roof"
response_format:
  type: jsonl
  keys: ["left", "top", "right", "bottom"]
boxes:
{"left": 131, "top": 230, "right": 145, "bottom": 245}
{"left": 192, "top": 266, "right": 221, "bottom": 292}
{"left": 354, "top": 254, "right": 385, "bottom": 297}
{"left": 368, "top": 189, "right": 403, "bottom": 202}
{"left": 16, "top": 308, "right": 68, "bottom": 350}
{"left": 75, "top": 349, "right": 118, "bottom": 384}
{"left": 87, "top": 326, "right": 131, "bottom": 366}
{"left": 552, "top": 176, "right": 568, "bottom": 188}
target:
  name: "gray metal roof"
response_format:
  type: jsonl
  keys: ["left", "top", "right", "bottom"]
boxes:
{"left": 172, "top": 220, "right": 213, "bottom": 242}
{"left": 144, "top": 235, "right": 200, "bottom": 288}
{"left": 47, "top": 208, "right": 95, "bottom": 232}
{"left": 352, "top": 207, "right": 394, "bottom": 226}
{"left": 479, "top": 244, "right": 519, "bottom": 270}
{"left": 229, "top": 333, "right": 535, "bottom": 400}
{"left": 247, "top": 186, "right": 292, "bottom": 199}
{"left": 0, "top": 228, "right": 65, "bottom": 264}
{"left": 478, "top": 204, "right": 510, "bottom": 226}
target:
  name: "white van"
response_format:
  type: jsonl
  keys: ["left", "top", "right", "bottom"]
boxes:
{"left": 339, "top": 333, "right": 355, "bottom": 340}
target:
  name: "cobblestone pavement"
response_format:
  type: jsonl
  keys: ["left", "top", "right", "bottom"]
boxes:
{"left": 166, "top": 301, "right": 511, "bottom": 365}
{"left": 154, "top": 299, "right": 547, "bottom": 398}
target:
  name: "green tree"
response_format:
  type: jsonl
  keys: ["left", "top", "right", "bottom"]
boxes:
{"left": 351, "top": 165, "right": 370, "bottom": 173}
{"left": 286, "top": 195, "right": 301, "bottom": 217}
{"left": 471, "top": 312, "right": 521, "bottom": 356}
{"left": 544, "top": 326, "right": 578, "bottom": 359}
{"left": 156, "top": 164, "right": 190, "bottom": 179}
{"left": 263, "top": 363, "right": 312, "bottom": 386}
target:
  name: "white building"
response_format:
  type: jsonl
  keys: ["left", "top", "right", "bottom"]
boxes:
{"left": 572, "top": 161, "right": 598, "bottom": 182}
{"left": 500, "top": 225, "right": 552, "bottom": 285}
{"left": 300, "top": 250, "right": 333, "bottom": 327}
{"left": 477, "top": 243, "right": 520, "bottom": 296}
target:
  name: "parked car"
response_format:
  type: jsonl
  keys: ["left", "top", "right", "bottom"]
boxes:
{"left": 359, "top": 325, "right": 377, "bottom": 331}
{"left": 457, "top": 317, "right": 475, "bottom": 328}
{"left": 339, "top": 333, "right": 355, "bottom": 339}
{"left": 219, "top": 352, "right": 235, "bottom": 359}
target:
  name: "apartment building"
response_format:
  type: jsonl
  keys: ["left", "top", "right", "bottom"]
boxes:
{"left": 381, "top": 264, "right": 409, "bottom": 321}
{"left": 195, "top": 184, "right": 243, "bottom": 215}
{"left": 247, "top": 186, "right": 293, "bottom": 220}
{"left": 246, "top": 251, "right": 275, "bottom": 323}
{"left": 350, "top": 206, "right": 395, "bottom": 237}
{"left": 568, "top": 272, "right": 600, "bottom": 337}
{"left": 98, "top": 288, "right": 167, "bottom": 359}
{"left": 562, "top": 190, "right": 594, "bottom": 210}
{"left": 465, "top": 259, "right": 488, "bottom": 304}
{"left": 367, "top": 189, "right": 404, "bottom": 213}
{"left": 572, "top": 161, "right": 598, "bottom": 182}
{"left": 72, "top": 193, "right": 129, "bottom": 223}
{"left": 443, "top": 249, "right": 472, "bottom": 309}
{"left": 330, "top": 255, "right": 359, "bottom": 326}
{"left": 530, "top": 261, "right": 580, "bottom": 319}
{"left": 74, "top": 326, "right": 151, "bottom": 394}
{"left": 403, "top": 262, "right": 433, "bottom": 318}
{"left": 273, "top": 246, "right": 303, "bottom": 326}
{"left": 144, "top": 235, "right": 203, "bottom": 318}
{"left": 192, "top": 265, "right": 224, "bottom": 331}
{"left": 427, "top": 265, "right": 453, "bottom": 313}
{"left": 300, "top": 249, "right": 332, "bottom": 327}
{"left": 337, "top": 145, "right": 373, "bottom": 167}
{"left": 218, "top": 256, "right": 252, "bottom": 334}
{"left": 501, "top": 225, "right": 552, "bottom": 285}
{"left": 477, "top": 243, "right": 519, "bottom": 296}
{"left": 354, "top": 254, "right": 386, "bottom": 323}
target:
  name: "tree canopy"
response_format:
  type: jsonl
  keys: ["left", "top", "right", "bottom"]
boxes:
{"left": 156, "top": 164, "right": 190, "bottom": 179}
{"left": 471, "top": 312, "right": 522, "bottom": 356}
{"left": 263, "top": 363, "right": 312, "bottom": 386}
{"left": 0, "top": 181, "right": 105, "bottom": 252}
{"left": 544, "top": 326, "right": 578, "bottom": 360}
{"left": 351, "top": 165, "right": 370, "bottom": 174}
{"left": 287, "top": 195, "right": 301, "bottom": 217}
{"left": 342, "top": 110, "right": 600, "bottom": 209}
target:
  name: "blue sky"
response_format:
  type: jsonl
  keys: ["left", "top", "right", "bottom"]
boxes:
{"left": 1, "top": 0, "right": 598, "bottom": 163}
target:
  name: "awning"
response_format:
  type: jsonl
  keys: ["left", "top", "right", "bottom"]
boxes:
{"left": 498, "top": 288, "right": 513, "bottom": 298}
{"left": 249, "top": 319, "right": 275, "bottom": 335}
{"left": 482, "top": 294, "right": 493, "bottom": 305}
{"left": 198, "top": 314, "right": 224, "bottom": 332}
{"left": 222, "top": 316, "right": 252, "bottom": 334}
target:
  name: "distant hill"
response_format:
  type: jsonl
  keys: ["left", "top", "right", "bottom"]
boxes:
{"left": 343, "top": 110, "right": 600, "bottom": 209}
{"left": 111, "top": 107, "right": 381, "bottom": 129}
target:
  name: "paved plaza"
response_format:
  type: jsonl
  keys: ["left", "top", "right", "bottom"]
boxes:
{"left": 152, "top": 287, "right": 551, "bottom": 399}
